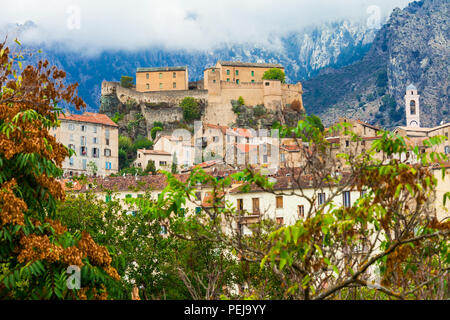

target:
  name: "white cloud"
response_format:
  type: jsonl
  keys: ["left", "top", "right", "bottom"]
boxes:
{"left": 0, "top": 0, "right": 413, "bottom": 54}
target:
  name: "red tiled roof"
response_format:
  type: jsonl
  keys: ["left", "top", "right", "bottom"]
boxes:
{"left": 59, "top": 112, "right": 118, "bottom": 127}
{"left": 193, "top": 159, "right": 223, "bottom": 169}
{"left": 204, "top": 123, "right": 229, "bottom": 135}
{"left": 236, "top": 144, "right": 258, "bottom": 153}
{"left": 139, "top": 149, "right": 172, "bottom": 156}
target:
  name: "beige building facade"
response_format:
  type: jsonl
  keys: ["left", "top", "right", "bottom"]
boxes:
{"left": 51, "top": 112, "right": 119, "bottom": 177}
{"left": 136, "top": 66, "right": 189, "bottom": 92}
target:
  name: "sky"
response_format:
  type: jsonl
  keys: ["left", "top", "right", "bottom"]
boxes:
{"left": 0, "top": 0, "right": 413, "bottom": 54}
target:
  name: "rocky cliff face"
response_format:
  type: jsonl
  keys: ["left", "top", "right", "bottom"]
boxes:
{"left": 303, "top": 0, "right": 449, "bottom": 128}
{"left": 14, "top": 20, "right": 376, "bottom": 111}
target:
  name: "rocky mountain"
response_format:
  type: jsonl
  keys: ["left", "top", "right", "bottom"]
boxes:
{"left": 302, "top": 0, "right": 449, "bottom": 128}
{"left": 12, "top": 20, "right": 377, "bottom": 112}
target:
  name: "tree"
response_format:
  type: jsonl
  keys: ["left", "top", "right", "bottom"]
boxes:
{"left": 120, "top": 76, "right": 133, "bottom": 88}
{"left": 87, "top": 161, "right": 98, "bottom": 176}
{"left": 180, "top": 97, "right": 201, "bottom": 121}
{"left": 171, "top": 153, "right": 178, "bottom": 174}
{"left": 262, "top": 68, "right": 286, "bottom": 83}
{"left": 151, "top": 126, "right": 163, "bottom": 140}
{"left": 237, "top": 96, "right": 245, "bottom": 106}
{"left": 134, "top": 117, "right": 449, "bottom": 300}
{"left": 145, "top": 160, "right": 156, "bottom": 175}
{"left": 0, "top": 41, "right": 119, "bottom": 299}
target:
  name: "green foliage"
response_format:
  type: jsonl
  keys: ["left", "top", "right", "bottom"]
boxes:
{"left": 237, "top": 96, "right": 245, "bottom": 106}
{"left": 87, "top": 161, "right": 98, "bottom": 176}
{"left": 262, "top": 68, "right": 286, "bottom": 83}
{"left": 253, "top": 105, "right": 266, "bottom": 117}
{"left": 151, "top": 127, "right": 163, "bottom": 140}
{"left": 180, "top": 97, "right": 201, "bottom": 122}
{"left": 153, "top": 121, "right": 164, "bottom": 129}
{"left": 144, "top": 160, "right": 156, "bottom": 175}
{"left": 231, "top": 100, "right": 242, "bottom": 114}
{"left": 376, "top": 70, "right": 388, "bottom": 88}
{"left": 120, "top": 76, "right": 134, "bottom": 88}
{"left": 111, "top": 112, "right": 124, "bottom": 124}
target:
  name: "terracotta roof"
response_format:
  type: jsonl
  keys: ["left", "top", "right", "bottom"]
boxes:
{"left": 227, "top": 128, "right": 254, "bottom": 138}
{"left": 204, "top": 123, "right": 229, "bottom": 135}
{"left": 218, "top": 61, "right": 284, "bottom": 69}
{"left": 236, "top": 144, "right": 258, "bottom": 153}
{"left": 74, "top": 174, "right": 191, "bottom": 193}
{"left": 59, "top": 112, "right": 118, "bottom": 127}
{"left": 202, "top": 191, "right": 225, "bottom": 208}
{"left": 137, "top": 66, "right": 187, "bottom": 72}
{"left": 362, "top": 136, "right": 382, "bottom": 141}
{"left": 193, "top": 159, "right": 223, "bottom": 169}
{"left": 229, "top": 173, "right": 351, "bottom": 194}
{"left": 280, "top": 144, "right": 301, "bottom": 152}
{"left": 354, "top": 119, "right": 381, "bottom": 131}
{"left": 139, "top": 149, "right": 172, "bottom": 156}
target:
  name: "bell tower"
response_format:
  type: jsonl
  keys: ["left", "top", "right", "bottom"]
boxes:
{"left": 405, "top": 84, "right": 420, "bottom": 127}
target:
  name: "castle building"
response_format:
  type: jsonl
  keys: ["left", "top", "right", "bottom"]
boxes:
{"left": 203, "top": 61, "right": 284, "bottom": 90}
{"left": 136, "top": 66, "right": 189, "bottom": 92}
{"left": 405, "top": 84, "right": 421, "bottom": 127}
{"left": 51, "top": 112, "right": 119, "bottom": 177}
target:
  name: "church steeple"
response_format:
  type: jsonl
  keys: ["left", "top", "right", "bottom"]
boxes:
{"left": 405, "top": 84, "right": 420, "bottom": 127}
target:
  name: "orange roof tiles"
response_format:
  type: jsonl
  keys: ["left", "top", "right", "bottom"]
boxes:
{"left": 59, "top": 112, "right": 118, "bottom": 127}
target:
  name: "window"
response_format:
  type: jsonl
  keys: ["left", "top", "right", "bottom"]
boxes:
{"left": 445, "top": 146, "right": 450, "bottom": 155}
{"left": 81, "top": 125, "right": 86, "bottom": 132}
{"left": 227, "top": 78, "right": 230, "bottom": 82}
{"left": 263, "top": 155, "right": 268, "bottom": 163}
{"left": 159, "top": 161, "right": 167, "bottom": 166}
{"left": 251, "top": 71, "right": 254, "bottom": 77}
{"left": 82, "top": 159, "right": 87, "bottom": 170}
{"left": 173, "top": 72, "right": 176, "bottom": 78}
{"left": 146, "top": 83, "right": 150, "bottom": 89}
{"left": 276, "top": 217, "right": 284, "bottom": 225}
{"left": 237, "top": 199, "right": 244, "bottom": 212}
{"left": 92, "top": 148, "right": 99, "bottom": 158}
{"left": 69, "top": 157, "right": 74, "bottom": 166}
{"left": 265, "top": 82, "right": 270, "bottom": 86}
{"left": 105, "top": 128, "right": 110, "bottom": 138}
{"left": 93, "top": 126, "right": 97, "bottom": 133}
{"left": 276, "top": 196, "right": 283, "bottom": 209}
{"left": 195, "top": 192, "right": 202, "bottom": 200}
{"left": 93, "top": 137, "right": 97, "bottom": 144}
{"left": 80, "top": 146, "right": 87, "bottom": 156}
{"left": 146, "top": 73, "right": 149, "bottom": 79}
{"left": 70, "top": 134, "right": 74, "bottom": 141}
{"left": 226, "top": 70, "right": 230, "bottom": 75}
{"left": 81, "top": 136, "right": 86, "bottom": 146}
{"left": 213, "top": 136, "right": 219, "bottom": 143}
{"left": 213, "top": 80, "right": 216, "bottom": 83}
{"left": 345, "top": 140, "right": 350, "bottom": 147}
{"left": 105, "top": 195, "right": 111, "bottom": 203}
{"left": 343, "top": 191, "right": 351, "bottom": 208}
{"left": 281, "top": 153, "right": 286, "bottom": 162}
{"left": 173, "top": 82, "right": 176, "bottom": 89}
{"left": 125, "top": 194, "right": 132, "bottom": 199}
{"left": 159, "top": 83, "right": 163, "bottom": 89}
{"left": 68, "top": 123, "right": 75, "bottom": 130}
{"left": 252, "top": 198, "right": 260, "bottom": 215}
{"left": 195, "top": 207, "right": 202, "bottom": 214}
{"left": 159, "top": 73, "right": 163, "bottom": 79}
{"left": 236, "top": 70, "right": 239, "bottom": 76}
{"left": 251, "top": 80, "right": 255, "bottom": 83}
{"left": 410, "top": 100, "right": 416, "bottom": 115}
{"left": 360, "top": 189, "right": 367, "bottom": 197}
{"left": 236, "top": 79, "right": 240, "bottom": 84}
{"left": 318, "top": 193, "right": 326, "bottom": 206}
{"left": 298, "top": 205, "right": 305, "bottom": 218}
{"left": 212, "top": 69, "right": 215, "bottom": 73}
{"left": 106, "top": 138, "right": 110, "bottom": 146}
{"left": 106, "top": 162, "right": 112, "bottom": 170}
{"left": 104, "top": 148, "right": 111, "bottom": 157}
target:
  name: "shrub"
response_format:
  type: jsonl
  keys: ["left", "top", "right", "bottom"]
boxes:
{"left": 111, "top": 112, "right": 124, "bottom": 124}
{"left": 120, "top": 76, "right": 134, "bottom": 88}
{"left": 145, "top": 160, "right": 156, "bottom": 175}
{"left": 153, "top": 121, "right": 164, "bottom": 129}
{"left": 132, "top": 135, "right": 153, "bottom": 151}
{"left": 237, "top": 96, "right": 245, "bottom": 106}
{"left": 231, "top": 100, "right": 242, "bottom": 114}
{"left": 180, "top": 97, "right": 201, "bottom": 121}
{"left": 151, "top": 126, "right": 163, "bottom": 140}
{"left": 253, "top": 105, "right": 266, "bottom": 117}
{"left": 262, "top": 68, "right": 286, "bottom": 83}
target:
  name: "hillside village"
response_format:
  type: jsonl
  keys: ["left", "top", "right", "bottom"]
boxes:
{"left": 52, "top": 61, "right": 450, "bottom": 226}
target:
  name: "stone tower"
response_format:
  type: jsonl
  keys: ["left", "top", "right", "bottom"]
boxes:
{"left": 405, "top": 84, "right": 420, "bottom": 127}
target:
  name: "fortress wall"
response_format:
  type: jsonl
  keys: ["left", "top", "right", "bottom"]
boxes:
{"left": 102, "top": 81, "right": 208, "bottom": 106}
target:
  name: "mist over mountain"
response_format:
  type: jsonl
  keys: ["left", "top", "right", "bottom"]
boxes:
{"left": 10, "top": 19, "right": 378, "bottom": 112}
{"left": 302, "top": 0, "right": 449, "bottom": 128}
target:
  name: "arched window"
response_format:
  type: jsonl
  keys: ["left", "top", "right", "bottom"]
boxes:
{"left": 410, "top": 100, "right": 416, "bottom": 115}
